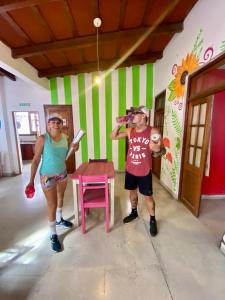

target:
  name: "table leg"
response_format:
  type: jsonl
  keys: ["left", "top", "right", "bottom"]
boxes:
{"left": 72, "top": 180, "right": 79, "bottom": 227}
{"left": 110, "top": 178, "right": 115, "bottom": 227}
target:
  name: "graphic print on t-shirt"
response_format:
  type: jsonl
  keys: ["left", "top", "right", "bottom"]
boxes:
{"left": 129, "top": 136, "right": 150, "bottom": 165}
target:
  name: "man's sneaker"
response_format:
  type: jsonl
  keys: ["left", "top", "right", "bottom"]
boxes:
{"left": 150, "top": 219, "right": 158, "bottom": 236}
{"left": 123, "top": 211, "right": 138, "bottom": 223}
{"left": 50, "top": 234, "right": 62, "bottom": 252}
{"left": 56, "top": 218, "right": 73, "bottom": 228}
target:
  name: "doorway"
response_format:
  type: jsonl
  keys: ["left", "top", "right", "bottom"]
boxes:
{"left": 44, "top": 105, "right": 75, "bottom": 174}
{"left": 152, "top": 91, "right": 165, "bottom": 178}
{"left": 180, "top": 51, "right": 225, "bottom": 220}
{"left": 12, "top": 111, "right": 40, "bottom": 174}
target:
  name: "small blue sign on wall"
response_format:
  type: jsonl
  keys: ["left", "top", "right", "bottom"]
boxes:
{"left": 19, "top": 103, "right": 31, "bottom": 107}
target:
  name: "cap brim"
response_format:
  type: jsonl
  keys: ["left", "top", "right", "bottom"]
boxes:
{"left": 48, "top": 117, "right": 63, "bottom": 122}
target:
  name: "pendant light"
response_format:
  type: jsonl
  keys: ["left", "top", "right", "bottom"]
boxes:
{"left": 93, "top": 17, "right": 102, "bottom": 85}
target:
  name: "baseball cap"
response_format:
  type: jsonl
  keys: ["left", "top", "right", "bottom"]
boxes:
{"left": 133, "top": 106, "right": 149, "bottom": 115}
{"left": 47, "top": 113, "right": 63, "bottom": 123}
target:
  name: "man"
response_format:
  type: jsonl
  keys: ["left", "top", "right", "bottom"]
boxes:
{"left": 111, "top": 106, "right": 162, "bottom": 236}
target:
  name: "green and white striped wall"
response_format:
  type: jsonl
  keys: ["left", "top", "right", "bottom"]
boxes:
{"left": 49, "top": 64, "right": 153, "bottom": 170}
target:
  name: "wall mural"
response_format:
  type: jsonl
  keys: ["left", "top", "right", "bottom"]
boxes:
{"left": 161, "top": 29, "right": 218, "bottom": 193}
{"left": 220, "top": 40, "right": 225, "bottom": 52}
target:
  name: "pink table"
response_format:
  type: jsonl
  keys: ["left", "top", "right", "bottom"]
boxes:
{"left": 70, "top": 161, "right": 115, "bottom": 227}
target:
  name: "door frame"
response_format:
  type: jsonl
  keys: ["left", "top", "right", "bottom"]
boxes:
{"left": 152, "top": 90, "right": 166, "bottom": 178}
{"left": 179, "top": 50, "right": 225, "bottom": 213}
{"left": 12, "top": 111, "right": 22, "bottom": 174}
{"left": 12, "top": 110, "right": 40, "bottom": 175}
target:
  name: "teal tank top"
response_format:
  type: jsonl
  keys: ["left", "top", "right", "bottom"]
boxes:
{"left": 40, "top": 132, "right": 68, "bottom": 176}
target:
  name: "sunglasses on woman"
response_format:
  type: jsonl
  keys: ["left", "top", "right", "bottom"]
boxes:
{"left": 49, "top": 119, "right": 62, "bottom": 125}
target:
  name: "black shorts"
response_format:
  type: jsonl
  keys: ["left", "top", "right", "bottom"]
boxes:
{"left": 125, "top": 171, "right": 153, "bottom": 196}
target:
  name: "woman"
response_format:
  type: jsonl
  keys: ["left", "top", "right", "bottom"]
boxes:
{"left": 26, "top": 113, "right": 79, "bottom": 252}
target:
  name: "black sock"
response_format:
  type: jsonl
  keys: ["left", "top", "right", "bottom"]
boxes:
{"left": 132, "top": 208, "right": 137, "bottom": 214}
{"left": 150, "top": 215, "right": 155, "bottom": 222}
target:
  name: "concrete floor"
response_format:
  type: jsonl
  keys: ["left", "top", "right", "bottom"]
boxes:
{"left": 0, "top": 163, "right": 225, "bottom": 300}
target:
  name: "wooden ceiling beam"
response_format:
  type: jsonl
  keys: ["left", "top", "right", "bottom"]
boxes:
{"left": 12, "top": 22, "right": 183, "bottom": 58}
{"left": 0, "top": 67, "right": 16, "bottom": 81}
{"left": 38, "top": 51, "right": 163, "bottom": 77}
{"left": 0, "top": 0, "right": 58, "bottom": 13}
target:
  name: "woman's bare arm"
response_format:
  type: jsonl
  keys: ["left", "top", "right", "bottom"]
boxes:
{"left": 28, "top": 135, "right": 44, "bottom": 185}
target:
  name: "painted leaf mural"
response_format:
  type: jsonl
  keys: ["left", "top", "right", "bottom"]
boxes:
{"left": 171, "top": 110, "right": 182, "bottom": 138}
{"left": 220, "top": 40, "right": 225, "bottom": 52}
{"left": 163, "top": 31, "right": 203, "bottom": 192}
{"left": 193, "top": 29, "right": 203, "bottom": 59}
{"left": 161, "top": 30, "right": 224, "bottom": 194}
{"left": 168, "top": 79, "right": 176, "bottom": 102}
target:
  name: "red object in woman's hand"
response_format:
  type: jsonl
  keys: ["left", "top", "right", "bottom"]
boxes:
{"left": 25, "top": 185, "right": 35, "bottom": 199}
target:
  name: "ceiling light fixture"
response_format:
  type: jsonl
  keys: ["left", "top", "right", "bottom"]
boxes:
{"left": 93, "top": 17, "right": 102, "bottom": 85}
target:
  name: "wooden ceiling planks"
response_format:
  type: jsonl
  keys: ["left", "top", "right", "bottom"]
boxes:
{"left": 99, "top": 0, "right": 120, "bottom": 33}
{"left": 0, "top": 0, "right": 198, "bottom": 77}
{"left": 123, "top": 0, "right": 149, "bottom": 29}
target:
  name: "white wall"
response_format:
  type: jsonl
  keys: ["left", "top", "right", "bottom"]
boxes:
{"left": 0, "top": 77, "right": 50, "bottom": 174}
{"left": 0, "top": 41, "right": 49, "bottom": 90}
{"left": 0, "top": 78, "right": 14, "bottom": 175}
{"left": 154, "top": 0, "right": 225, "bottom": 196}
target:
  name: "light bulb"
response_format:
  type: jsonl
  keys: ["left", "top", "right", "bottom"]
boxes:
{"left": 95, "top": 76, "right": 102, "bottom": 85}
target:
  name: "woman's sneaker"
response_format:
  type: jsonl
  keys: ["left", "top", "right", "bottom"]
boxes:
{"left": 50, "top": 234, "right": 62, "bottom": 252}
{"left": 56, "top": 218, "right": 73, "bottom": 228}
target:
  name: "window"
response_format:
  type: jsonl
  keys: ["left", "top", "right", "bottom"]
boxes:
{"left": 15, "top": 111, "right": 40, "bottom": 135}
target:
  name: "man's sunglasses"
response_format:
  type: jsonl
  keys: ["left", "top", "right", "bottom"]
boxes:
{"left": 132, "top": 111, "right": 144, "bottom": 115}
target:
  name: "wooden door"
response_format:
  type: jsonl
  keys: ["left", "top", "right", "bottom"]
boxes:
{"left": 180, "top": 97, "right": 212, "bottom": 216}
{"left": 152, "top": 91, "right": 165, "bottom": 178}
{"left": 44, "top": 105, "right": 75, "bottom": 174}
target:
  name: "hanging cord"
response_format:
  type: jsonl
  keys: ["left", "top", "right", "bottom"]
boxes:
{"left": 96, "top": 26, "right": 100, "bottom": 73}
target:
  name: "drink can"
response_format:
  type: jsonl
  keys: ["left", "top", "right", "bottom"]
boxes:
{"left": 151, "top": 133, "right": 161, "bottom": 143}
{"left": 116, "top": 114, "right": 134, "bottom": 124}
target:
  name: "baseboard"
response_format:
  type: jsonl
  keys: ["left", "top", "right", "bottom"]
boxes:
{"left": 220, "top": 240, "right": 225, "bottom": 256}
{"left": 201, "top": 194, "right": 225, "bottom": 200}
{"left": 2, "top": 172, "right": 17, "bottom": 177}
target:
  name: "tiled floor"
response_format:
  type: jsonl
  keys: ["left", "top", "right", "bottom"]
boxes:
{"left": 199, "top": 198, "right": 225, "bottom": 243}
{"left": 0, "top": 164, "right": 225, "bottom": 300}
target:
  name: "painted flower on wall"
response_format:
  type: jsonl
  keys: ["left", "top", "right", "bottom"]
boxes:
{"left": 174, "top": 52, "right": 199, "bottom": 97}
{"left": 168, "top": 52, "right": 199, "bottom": 102}
{"left": 163, "top": 137, "right": 170, "bottom": 148}
{"left": 166, "top": 152, "right": 173, "bottom": 163}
